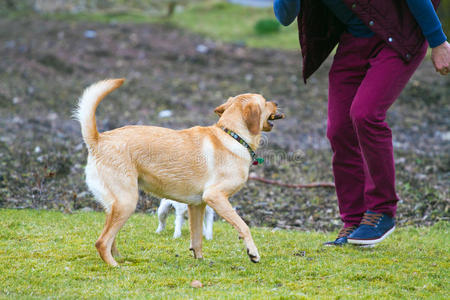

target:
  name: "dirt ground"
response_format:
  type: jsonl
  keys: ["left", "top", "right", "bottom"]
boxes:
{"left": 0, "top": 17, "right": 448, "bottom": 231}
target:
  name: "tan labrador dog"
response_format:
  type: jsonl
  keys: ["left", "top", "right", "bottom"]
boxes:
{"left": 75, "top": 79, "right": 284, "bottom": 266}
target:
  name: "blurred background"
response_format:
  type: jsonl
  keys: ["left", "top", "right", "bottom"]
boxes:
{"left": 0, "top": 0, "right": 448, "bottom": 231}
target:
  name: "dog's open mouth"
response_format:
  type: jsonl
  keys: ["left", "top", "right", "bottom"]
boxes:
{"left": 267, "top": 113, "right": 285, "bottom": 127}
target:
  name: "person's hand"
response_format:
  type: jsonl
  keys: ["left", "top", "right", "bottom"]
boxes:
{"left": 431, "top": 41, "right": 450, "bottom": 75}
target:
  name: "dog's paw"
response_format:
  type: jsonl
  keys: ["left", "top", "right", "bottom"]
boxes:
{"left": 189, "top": 247, "right": 204, "bottom": 259}
{"left": 246, "top": 248, "right": 260, "bottom": 263}
{"left": 108, "top": 261, "right": 119, "bottom": 267}
{"left": 155, "top": 226, "right": 163, "bottom": 234}
{"left": 204, "top": 231, "right": 213, "bottom": 240}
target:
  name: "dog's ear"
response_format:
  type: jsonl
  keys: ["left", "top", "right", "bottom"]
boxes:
{"left": 243, "top": 102, "right": 261, "bottom": 135}
{"left": 214, "top": 104, "right": 226, "bottom": 117}
{"left": 214, "top": 97, "right": 233, "bottom": 117}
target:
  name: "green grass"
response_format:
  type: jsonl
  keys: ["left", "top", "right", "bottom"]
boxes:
{"left": 170, "top": 2, "right": 299, "bottom": 50}
{"left": 0, "top": 209, "right": 448, "bottom": 298}
{"left": 25, "top": 1, "right": 300, "bottom": 50}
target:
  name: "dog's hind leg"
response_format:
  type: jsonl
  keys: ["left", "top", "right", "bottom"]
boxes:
{"left": 188, "top": 203, "right": 206, "bottom": 259}
{"left": 156, "top": 199, "right": 171, "bottom": 233}
{"left": 111, "top": 238, "right": 120, "bottom": 257}
{"left": 203, "top": 189, "right": 260, "bottom": 263}
{"left": 99, "top": 218, "right": 120, "bottom": 258}
{"left": 95, "top": 188, "right": 138, "bottom": 266}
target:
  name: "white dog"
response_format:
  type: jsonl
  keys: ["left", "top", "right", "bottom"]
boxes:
{"left": 156, "top": 199, "right": 215, "bottom": 240}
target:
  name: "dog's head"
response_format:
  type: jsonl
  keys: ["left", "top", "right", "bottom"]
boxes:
{"left": 214, "top": 94, "right": 284, "bottom": 135}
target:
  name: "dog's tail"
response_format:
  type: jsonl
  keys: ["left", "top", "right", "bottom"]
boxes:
{"left": 74, "top": 78, "right": 125, "bottom": 150}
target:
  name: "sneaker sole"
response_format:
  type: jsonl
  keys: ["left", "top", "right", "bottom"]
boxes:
{"left": 323, "top": 243, "right": 344, "bottom": 247}
{"left": 358, "top": 244, "right": 376, "bottom": 248}
{"left": 347, "top": 226, "right": 395, "bottom": 245}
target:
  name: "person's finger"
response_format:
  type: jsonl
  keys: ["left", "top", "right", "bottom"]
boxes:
{"left": 433, "top": 61, "right": 440, "bottom": 72}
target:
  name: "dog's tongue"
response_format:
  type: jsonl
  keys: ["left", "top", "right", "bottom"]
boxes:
{"left": 269, "top": 113, "right": 285, "bottom": 120}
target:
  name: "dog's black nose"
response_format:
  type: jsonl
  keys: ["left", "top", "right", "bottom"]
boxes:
{"left": 274, "top": 102, "right": 279, "bottom": 106}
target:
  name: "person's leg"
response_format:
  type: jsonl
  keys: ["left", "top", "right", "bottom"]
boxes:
{"left": 327, "top": 33, "right": 369, "bottom": 228}
{"left": 350, "top": 42, "right": 428, "bottom": 216}
{"left": 347, "top": 41, "right": 428, "bottom": 245}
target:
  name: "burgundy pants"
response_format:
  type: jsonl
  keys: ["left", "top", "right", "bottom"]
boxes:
{"left": 327, "top": 32, "right": 427, "bottom": 227}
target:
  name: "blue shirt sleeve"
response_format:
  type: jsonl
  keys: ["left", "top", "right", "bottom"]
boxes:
{"left": 273, "top": 0, "right": 301, "bottom": 26}
{"left": 406, "top": 0, "right": 447, "bottom": 48}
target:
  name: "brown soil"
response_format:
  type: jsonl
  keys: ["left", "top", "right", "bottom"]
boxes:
{"left": 0, "top": 17, "right": 448, "bottom": 231}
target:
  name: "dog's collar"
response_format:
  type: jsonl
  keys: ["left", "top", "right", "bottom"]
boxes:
{"left": 220, "top": 126, "right": 264, "bottom": 166}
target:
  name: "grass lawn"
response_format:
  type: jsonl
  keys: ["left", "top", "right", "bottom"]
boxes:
{"left": 23, "top": 1, "right": 300, "bottom": 51}
{"left": 169, "top": 2, "right": 300, "bottom": 50}
{"left": 0, "top": 209, "right": 448, "bottom": 298}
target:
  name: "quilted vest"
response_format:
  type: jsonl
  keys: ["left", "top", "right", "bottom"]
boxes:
{"left": 297, "top": 0, "right": 441, "bottom": 83}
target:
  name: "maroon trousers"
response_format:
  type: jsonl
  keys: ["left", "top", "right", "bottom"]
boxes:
{"left": 327, "top": 32, "right": 427, "bottom": 227}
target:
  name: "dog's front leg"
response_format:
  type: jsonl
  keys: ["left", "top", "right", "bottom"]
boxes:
{"left": 203, "top": 206, "right": 214, "bottom": 240}
{"left": 173, "top": 211, "right": 185, "bottom": 238}
{"left": 203, "top": 189, "right": 260, "bottom": 263}
{"left": 156, "top": 199, "right": 171, "bottom": 233}
{"left": 188, "top": 203, "right": 206, "bottom": 259}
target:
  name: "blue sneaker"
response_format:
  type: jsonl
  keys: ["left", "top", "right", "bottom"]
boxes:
{"left": 347, "top": 211, "right": 395, "bottom": 246}
{"left": 323, "top": 225, "right": 358, "bottom": 246}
